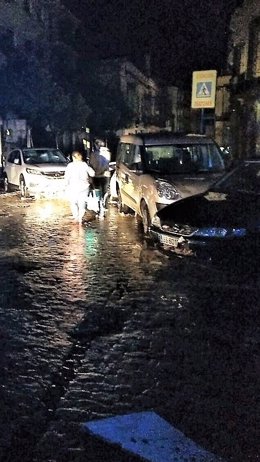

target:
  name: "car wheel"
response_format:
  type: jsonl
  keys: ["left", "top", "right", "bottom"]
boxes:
{"left": 141, "top": 201, "right": 151, "bottom": 235}
{"left": 4, "top": 175, "right": 10, "bottom": 193}
{"left": 118, "top": 189, "right": 130, "bottom": 214}
{"left": 20, "top": 176, "right": 29, "bottom": 198}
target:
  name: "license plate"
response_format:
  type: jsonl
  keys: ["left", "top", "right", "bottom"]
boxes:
{"left": 155, "top": 232, "right": 180, "bottom": 247}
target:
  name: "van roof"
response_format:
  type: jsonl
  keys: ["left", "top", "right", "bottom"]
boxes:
{"left": 119, "top": 132, "right": 216, "bottom": 146}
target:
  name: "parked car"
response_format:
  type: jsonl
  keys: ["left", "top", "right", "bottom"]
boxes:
{"left": 115, "top": 132, "right": 225, "bottom": 233}
{"left": 4, "top": 147, "right": 68, "bottom": 198}
{"left": 150, "top": 159, "right": 260, "bottom": 259}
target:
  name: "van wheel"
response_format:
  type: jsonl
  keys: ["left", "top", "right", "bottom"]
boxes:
{"left": 141, "top": 201, "right": 151, "bottom": 235}
{"left": 118, "top": 190, "right": 130, "bottom": 214}
{"left": 20, "top": 176, "right": 29, "bottom": 198}
{"left": 4, "top": 175, "right": 10, "bottom": 193}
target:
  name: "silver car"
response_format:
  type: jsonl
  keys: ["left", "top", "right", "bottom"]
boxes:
{"left": 4, "top": 148, "right": 68, "bottom": 198}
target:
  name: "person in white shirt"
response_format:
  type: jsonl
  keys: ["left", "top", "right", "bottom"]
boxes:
{"left": 64, "top": 151, "right": 95, "bottom": 223}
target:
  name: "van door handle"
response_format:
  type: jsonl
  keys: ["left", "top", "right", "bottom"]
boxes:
{"left": 124, "top": 173, "right": 129, "bottom": 184}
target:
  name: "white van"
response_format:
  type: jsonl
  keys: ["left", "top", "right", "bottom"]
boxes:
{"left": 115, "top": 132, "right": 225, "bottom": 232}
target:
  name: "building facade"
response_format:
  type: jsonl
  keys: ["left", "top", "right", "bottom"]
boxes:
{"left": 97, "top": 57, "right": 186, "bottom": 135}
{"left": 228, "top": 0, "right": 260, "bottom": 157}
{"left": 215, "top": 75, "right": 232, "bottom": 149}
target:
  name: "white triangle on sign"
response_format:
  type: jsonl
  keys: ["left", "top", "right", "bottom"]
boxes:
{"left": 198, "top": 83, "right": 210, "bottom": 97}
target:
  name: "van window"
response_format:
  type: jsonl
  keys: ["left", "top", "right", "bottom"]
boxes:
{"left": 117, "top": 143, "right": 131, "bottom": 164}
{"left": 144, "top": 143, "right": 224, "bottom": 174}
{"left": 118, "top": 143, "right": 142, "bottom": 169}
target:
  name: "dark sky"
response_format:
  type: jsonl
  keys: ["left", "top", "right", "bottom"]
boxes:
{"left": 66, "top": 0, "right": 244, "bottom": 87}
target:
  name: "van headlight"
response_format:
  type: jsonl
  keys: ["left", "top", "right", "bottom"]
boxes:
{"left": 151, "top": 215, "right": 161, "bottom": 228}
{"left": 155, "top": 180, "right": 181, "bottom": 200}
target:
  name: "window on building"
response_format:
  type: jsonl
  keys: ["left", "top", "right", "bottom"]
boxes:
{"left": 24, "top": 40, "right": 34, "bottom": 54}
{"left": 23, "top": 0, "right": 33, "bottom": 14}
{"left": 0, "top": 29, "right": 14, "bottom": 54}
{"left": 74, "top": 28, "right": 86, "bottom": 53}
{"left": 24, "top": 0, "right": 29, "bottom": 12}
{"left": 248, "top": 17, "right": 260, "bottom": 78}
{"left": 143, "top": 94, "right": 152, "bottom": 116}
{"left": 126, "top": 82, "right": 137, "bottom": 108}
{"left": 233, "top": 44, "right": 242, "bottom": 75}
{"left": 254, "top": 29, "right": 260, "bottom": 77}
{"left": 58, "top": 17, "right": 74, "bottom": 45}
{"left": 36, "top": 6, "right": 44, "bottom": 23}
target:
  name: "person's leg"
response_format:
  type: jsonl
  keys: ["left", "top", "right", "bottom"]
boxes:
{"left": 92, "top": 178, "right": 102, "bottom": 216}
{"left": 97, "top": 189, "right": 104, "bottom": 217}
{"left": 77, "top": 191, "right": 87, "bottom": 223}
{"left": 99, "top": 177, "right": 109, "bottom": 216}
{"left": 69, "top": 198, "right": 79, "bottom": 220}
{"left": 102, "top": 177, "right": 110, "bottom": 209}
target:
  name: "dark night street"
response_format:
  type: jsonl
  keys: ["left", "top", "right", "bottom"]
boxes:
{"left": 0, "top": 193, "right": 259, "bottom": 462}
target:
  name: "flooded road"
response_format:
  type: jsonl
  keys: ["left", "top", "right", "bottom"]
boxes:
{"left": 0, "top": 193, "right": 259, "bottom": 462}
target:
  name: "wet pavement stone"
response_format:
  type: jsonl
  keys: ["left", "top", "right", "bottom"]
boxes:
{"left": 0, "top": 193, "right": 259, "bottom": 462}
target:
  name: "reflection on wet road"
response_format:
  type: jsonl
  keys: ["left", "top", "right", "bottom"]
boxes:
{"left": 0, "top": 193, "right": 259, "bottom": 462}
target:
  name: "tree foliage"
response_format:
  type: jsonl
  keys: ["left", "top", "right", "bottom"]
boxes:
{"left": 0, "top": 48, "right": 133, "bottom": 139}
{"left": 0, "top": 49, "right": 91, "bottom": 133}
{"left": 80, "top": 61, "right": 134, "bottom": 136}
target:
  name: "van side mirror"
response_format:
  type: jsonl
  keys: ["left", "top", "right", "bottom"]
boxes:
{"left": 130, "top": 162, "right": 143, "bottom": 172}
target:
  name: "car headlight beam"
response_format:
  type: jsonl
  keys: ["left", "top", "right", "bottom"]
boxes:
{"left": 192, "top": 227, "right": 247, "bottom": 238}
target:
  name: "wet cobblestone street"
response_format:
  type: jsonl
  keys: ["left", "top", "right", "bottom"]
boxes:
{"left": 0, "top": 193, "right": 259, "bottom": 462}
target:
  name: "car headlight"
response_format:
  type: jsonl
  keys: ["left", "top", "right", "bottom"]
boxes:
{"left": 155, "top": 180, "right": 181, "bottom": 200}
{"left": 26, "top": 168, "right": 42, "bottom": 175}
{"left": 192, "top": 227, "right": 247, "bottom": 238}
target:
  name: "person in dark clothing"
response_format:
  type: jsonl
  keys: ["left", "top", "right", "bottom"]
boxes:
{"left": 89, "top": 139, "right": 111, "bottom": 216}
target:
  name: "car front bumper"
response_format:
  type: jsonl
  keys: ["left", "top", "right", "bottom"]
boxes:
{"left": 150, "top": 226, "right": 259, "bottom": 260}
{"left": 27, "top": 178, "right": 66, "bottom": 197}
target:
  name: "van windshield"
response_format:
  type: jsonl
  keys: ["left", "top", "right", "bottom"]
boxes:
{"left": 144, "top": 143, "right": 225, "bottom": 174}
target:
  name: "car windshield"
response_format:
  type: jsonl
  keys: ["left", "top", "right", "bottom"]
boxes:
{"left": 211, "top": 162, "right": 260, "bottom": 195}
{"left": 22, "top": 149, "right": 67, "bottom": 165}
{"left": 144, "top": 143, "right": 224, "bottom": 174}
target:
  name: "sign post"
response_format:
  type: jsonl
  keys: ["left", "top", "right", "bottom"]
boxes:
{"left": 0, "top": 125, "right": 3, "bottom": 172}
{"left": 191, "top": 70, "right": 217, "bottom": 134}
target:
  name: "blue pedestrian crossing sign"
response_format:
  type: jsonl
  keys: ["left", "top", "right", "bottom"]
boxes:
{"left": 192, "top": 70, "right": 217, "bottom": 109}
{"left": 196, "top": 82, "right": 212, "bottom": 98}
